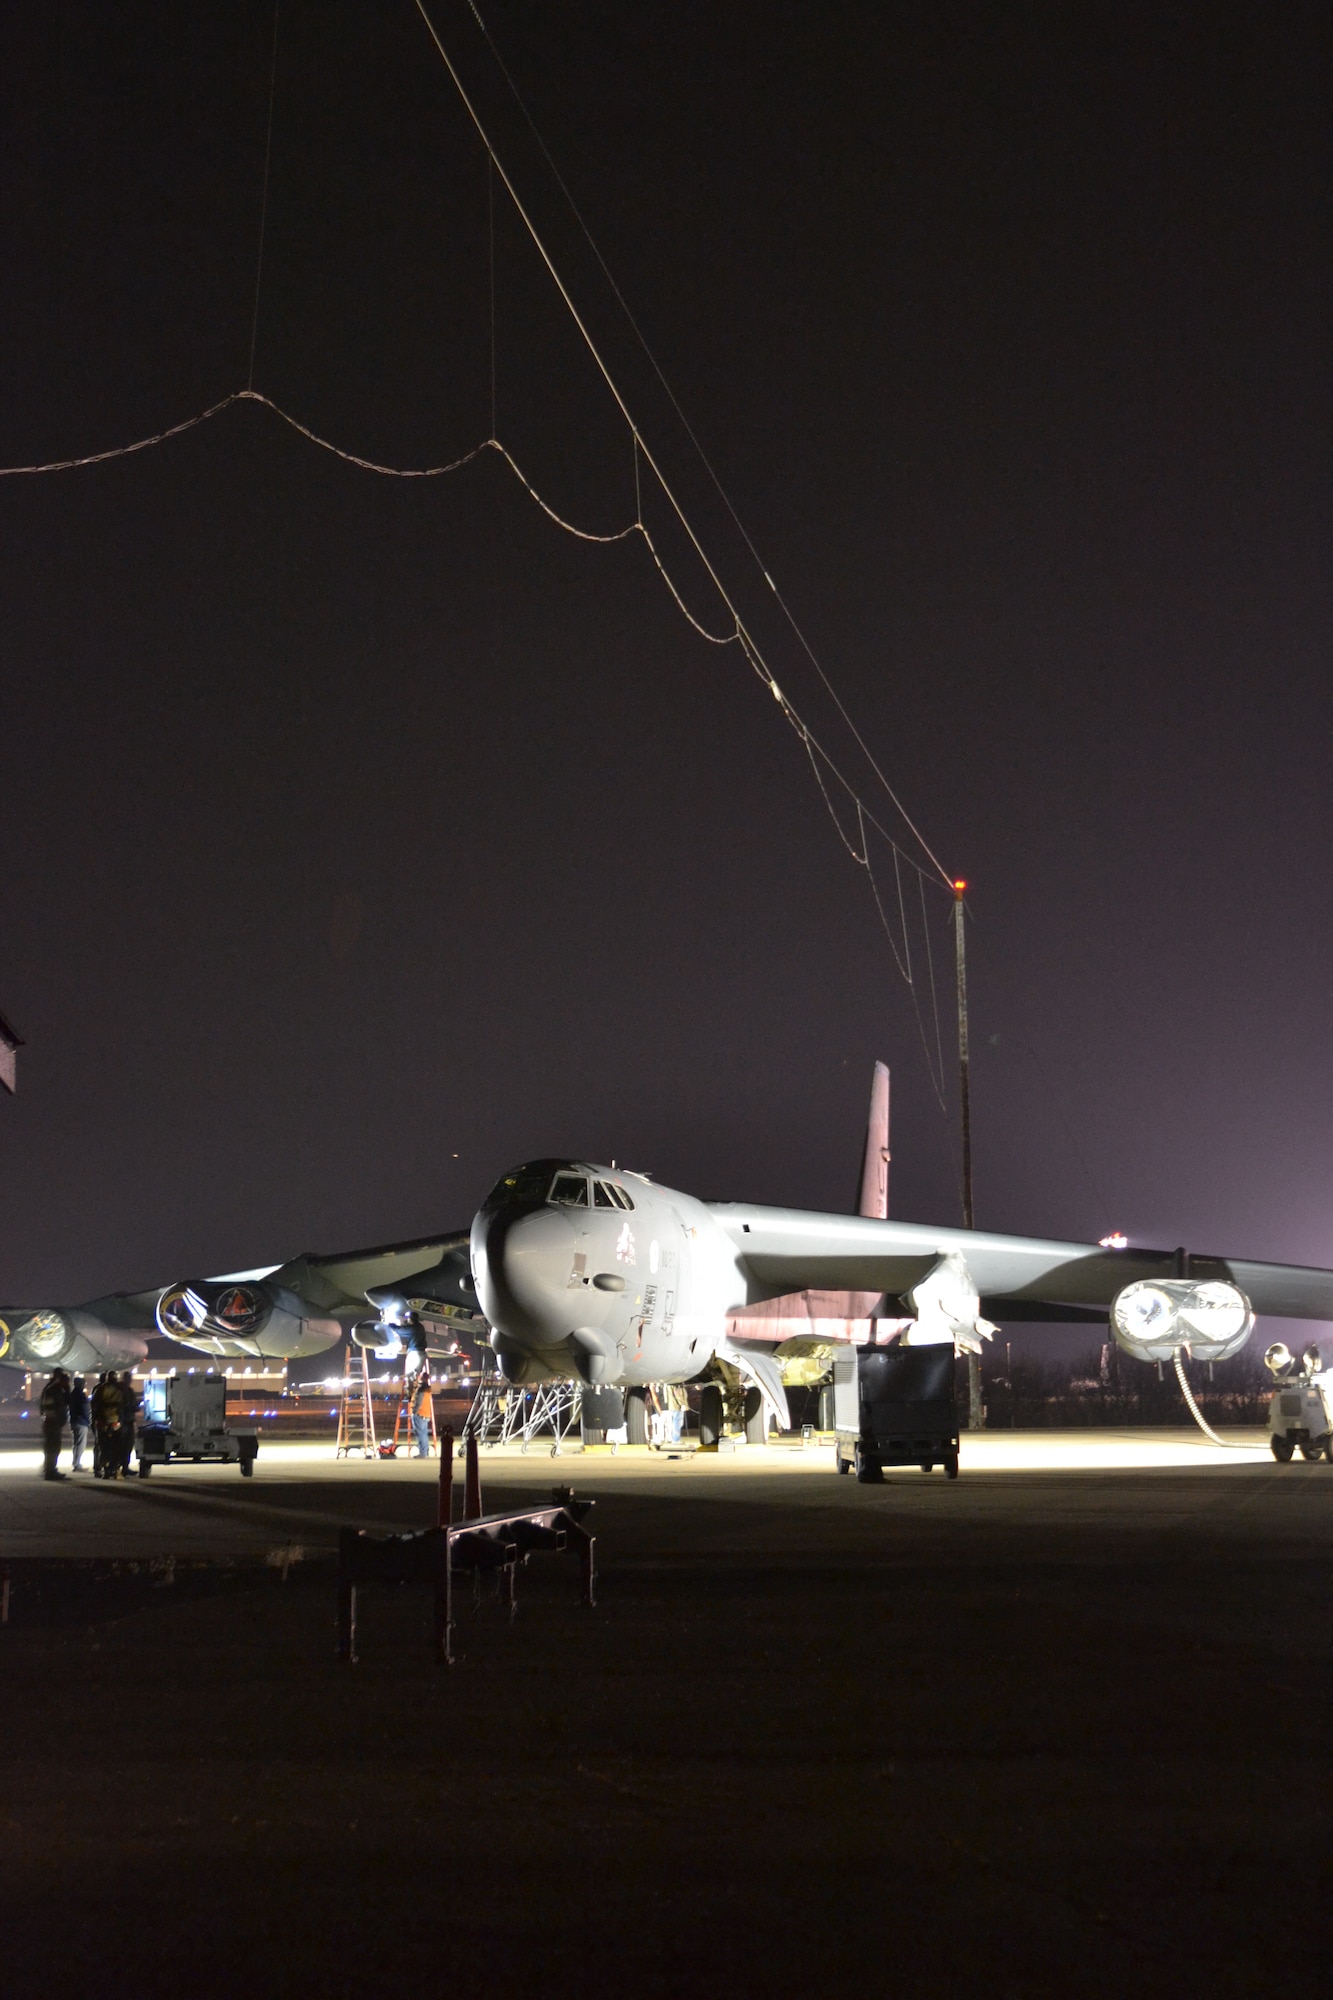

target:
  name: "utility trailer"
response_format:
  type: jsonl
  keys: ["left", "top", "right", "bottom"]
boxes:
{"left": 136, "top": 1373, "right": 259, "bottom": 1477}
{"left": 832, "top": 1343, "right": 959, "bottom": 1483}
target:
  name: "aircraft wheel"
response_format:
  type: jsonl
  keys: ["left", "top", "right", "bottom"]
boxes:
{"left": 699, "top": 1385, "right": 724, "bottom": 1448}
{"left": 625, "top": 1387, "right": 650, "bottom": 1446}
{"left": 1271, "top": 1435, "right": 1295, "bottom": 1463}
{"left": 854, "top": 1445, "right": 883, "bottom": 1484}
{"left": 743, "top": 1387, "right": 765, "bottom": 1446}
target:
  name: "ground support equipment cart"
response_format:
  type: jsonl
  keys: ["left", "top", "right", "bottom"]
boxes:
{"left": 1268, "top": 1373, "right": 1333, "bottom": 1463}
{"left": 833, "top": 1343, "right": 959, "bottom": 1482}
{"left": 136, "top": 1373, "right": 259, "bottom": 1477}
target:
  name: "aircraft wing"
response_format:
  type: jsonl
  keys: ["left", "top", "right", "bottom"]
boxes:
{"left": 0, "top": 1226, "right": 484, "bottom": 1374}
{"left": 712, "top": 1204, "right": 1333, "bottom": 1323}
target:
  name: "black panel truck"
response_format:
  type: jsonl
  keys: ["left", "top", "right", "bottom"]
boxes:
{"left": 832, "top": 1342, "right": 960, "bottom": 1482}
{"left": 136, "top": 1373, "right": 259, "bottom": 1477}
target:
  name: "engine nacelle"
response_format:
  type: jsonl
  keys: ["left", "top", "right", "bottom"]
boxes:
{"left": 156, "top": 1280, "right": 339, "bottom": 1360}
{"left": 1110, "top": 1278, "right": 1253, "bottom": 1364}
{"left": 0, "top": 1309, "right": 147, "bottom": 1373}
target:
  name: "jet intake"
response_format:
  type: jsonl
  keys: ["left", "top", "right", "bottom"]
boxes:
{"left": 1110, "top": 1279, "right": 1253, "bottom": 1364}
{"left": 0, "top": 1309, "right": 147, "bottom": 1373}
{"left": 156, "top": 1279, "right": 338, "bottom": 1360}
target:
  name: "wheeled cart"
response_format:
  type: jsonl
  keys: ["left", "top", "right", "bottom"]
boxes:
{"left": 136, "top": 1373, "right": 259, "bottom": 1477}
{"left": 832, "top": 1343, "right": 959, "bottom": 1482}
{"left": 1268, "top": 1373, "right": 1333, "bottom": 1463}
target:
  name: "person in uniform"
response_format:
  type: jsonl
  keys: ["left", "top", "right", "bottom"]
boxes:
{"left": 92, "top": 1370, "right": 121, "bottom": 1478}
{"left": 68, "top": 1374, "right": 91, "bottom": 1472}
{"left": 38, "top": 1368, "right": 71, "bottom": 1480}
{"left": 116, "top": 1370, "right": 139, "bottom": 1478}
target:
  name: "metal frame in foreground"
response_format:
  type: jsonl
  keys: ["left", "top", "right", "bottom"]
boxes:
{"left": 336, "top": 1429, "right": 595, "bottom": 1666}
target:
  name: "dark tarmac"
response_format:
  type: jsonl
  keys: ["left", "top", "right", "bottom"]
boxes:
{"left": 1, "top": 1437, "right": 1329, "bottom": 1998}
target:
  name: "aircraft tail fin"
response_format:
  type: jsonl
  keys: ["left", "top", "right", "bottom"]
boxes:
{"left": 856, "top": 1061, "right": 890, "bottom": 1220}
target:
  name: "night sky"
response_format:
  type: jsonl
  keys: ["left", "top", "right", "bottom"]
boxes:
{"left": 1, "top": 2, "right": 1328, "bottom": 1320}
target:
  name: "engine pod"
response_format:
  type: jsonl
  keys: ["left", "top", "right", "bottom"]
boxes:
{"left": 1110, "top": 1278, "right": 1253, "bottom": 1363}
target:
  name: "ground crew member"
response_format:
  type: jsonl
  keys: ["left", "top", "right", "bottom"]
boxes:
{"left": 39, "top": 1368, "right": 71, "bottom": 1480}
{"left": 410, "top": 1366, "right": 433, "bottom": 1458}
{"left": 68, "top": 1374, "right": 91, "bottom": 1472}
{"left": 116, "top": 1370, "right": 139, "bottom": 1477}
{"left": 92, "top": 1369, "right": 121, "bottom": 1478}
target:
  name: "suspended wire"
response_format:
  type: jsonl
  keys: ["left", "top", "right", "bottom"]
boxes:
{"left": 0, "top": 0, "right": 964, "bottom": 1105}
{"left": 920, "top": 872, "right": 948, "bottom": 1101}
{"left": 410, "top": 2, "right": 957, "bottom": 908}
{"left": 0, "top": 394, "right": 243, "bottom": 475}
{"left": 459, "top": 0, "right": 953, "bottom": 889}
{"left": 487, "top": 154, "right": 498, "bottom": 435}
{"left": 489, "top": 439, "right": 640, "bottom": 544}
{"left": 857, "top": 803, "right": 910, "bottom": 984}
{"left": 248, "top": 2, "right": 281, "bottom": 391}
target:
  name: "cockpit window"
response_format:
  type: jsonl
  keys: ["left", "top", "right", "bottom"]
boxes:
{"left": 610, "top": 1184, "right": 635, "bottom": 1211}
{"left": 593, "top": 1182, "right": 617, "bottom": 1209}
{"left": 485, "top": 1165, "right": 554, "bottom": 1207}
{"left": 549, "top": 1172, "right": 590, "bottom": 1207}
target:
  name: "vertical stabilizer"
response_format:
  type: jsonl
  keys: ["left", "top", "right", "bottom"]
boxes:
{"left": 857, "top": 1062, "right": 890, "bottom": 1219}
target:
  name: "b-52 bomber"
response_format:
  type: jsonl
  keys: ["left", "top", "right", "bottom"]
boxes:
{"left": 5, "top": 1068, "right": 1333, "bottom": 1440}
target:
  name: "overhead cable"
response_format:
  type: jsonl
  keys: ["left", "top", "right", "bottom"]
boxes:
{"left": 459, "top": 0, "right": 953, "bottom": 889}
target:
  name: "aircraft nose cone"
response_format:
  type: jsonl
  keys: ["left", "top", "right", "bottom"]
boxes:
{"left": 471, "top": 1202, "right": 577, "bottom": 1343}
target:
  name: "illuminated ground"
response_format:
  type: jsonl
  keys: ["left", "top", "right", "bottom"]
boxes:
{"left": 1, "top": 1430, "right": 1328, "bottom": 1996}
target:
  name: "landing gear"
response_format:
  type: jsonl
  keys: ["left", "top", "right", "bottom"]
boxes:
{"left": 699, "top": 1384, "right": 724, "bottom": 1449}
{"left": 743, "top": 1386, "right": 765, "bottom": 1446}
{"left": 625, "top": 1387, "right": 649, "bottom": 1446}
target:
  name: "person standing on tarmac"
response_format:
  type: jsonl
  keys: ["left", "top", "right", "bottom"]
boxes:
{"left": 92, "top": 1369, "right": 121, "bottom": 1478}
{"left": 409, "top": 1365, "right": 434, "bottom": 1458}
{"left": 39, "top": 1368, "right": 71, "bottom": 1480}
{"left": 68, "top": 1374, "right": 92, "bottom": 1472}
{"left": 116, "top": 1370, "right": 139, "bottom": 1478}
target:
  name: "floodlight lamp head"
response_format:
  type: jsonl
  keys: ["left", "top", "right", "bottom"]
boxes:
{"left": 1264, "top": 1342, "right": 1293, "bottom": 1379}
{"left": 1300, "top": 1344, "right": 1323, "bottom": 1379}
